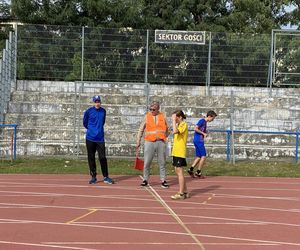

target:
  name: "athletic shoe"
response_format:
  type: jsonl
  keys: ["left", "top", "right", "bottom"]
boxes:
{"left": 195, "top": 173, "right": 205, "bottom": 179}
{"left": 184, "top": 192, "right": 190, "bottom": 198}
{"left": 140, "top": 180, "right": 148, "bottom": 187}
{"left": 171, "top": 193, "right": 185, "bottom": 200}
{"left": 89, "top": 177, "right": 97, "bottom": 184}
{"left": 187, "top": 170, "right": 195, "bottom": 178}
{"left": 161, "top": 181, "right": 169, "bottom": 188}
{"left": 103, "top": 177, "right": 114, "bottom": 184}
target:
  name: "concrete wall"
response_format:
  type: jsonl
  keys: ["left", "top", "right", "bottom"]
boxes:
{"left": 3, "top": 80, "right": 300, "bottom": 160}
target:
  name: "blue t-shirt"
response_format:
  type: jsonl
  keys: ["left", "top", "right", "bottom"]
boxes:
{"left": 193, "top": 118, "right": 207, "bottom": 144}
{"left": 83, "top": 106, "right": 106, "bottom": 142}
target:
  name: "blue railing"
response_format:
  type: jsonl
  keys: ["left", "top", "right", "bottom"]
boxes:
{"left": 0, "top": 124, "right": 18, "bottom": 160}
{"left": 210, "top": 129, "right": 299, "bottom": 162}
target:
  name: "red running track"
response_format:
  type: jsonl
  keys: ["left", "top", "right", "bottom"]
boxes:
{"left": 1, "top": 174, "right": 300, "bottom": 250}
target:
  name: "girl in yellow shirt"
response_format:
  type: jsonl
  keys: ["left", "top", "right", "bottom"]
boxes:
{"left": 171, "top": 110, "right": 189, "bottom": 200}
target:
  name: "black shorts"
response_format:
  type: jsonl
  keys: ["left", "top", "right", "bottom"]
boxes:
{"left": 172, "top": 156, "right": 187, "bottom": 167}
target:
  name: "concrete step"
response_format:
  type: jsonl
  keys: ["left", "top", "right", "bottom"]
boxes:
{"left": 11, "top": 91, "right": 148, "bottom": 105}
{"left": 7, "top": 102, "right": 147, "bottom": 115}
{"left": 4, "top": 113, "right": 144, "bottom": 129}
{"left": 151, "top": 84, "right": 300, "bottom": 98}
{"left": 16, "top": 80, "right": 148, "bottom": 95}
{"left": 14, "top": 128, "right": 138, "bottom": 143}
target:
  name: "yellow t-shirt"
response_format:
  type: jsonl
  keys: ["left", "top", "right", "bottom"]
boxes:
{"left": 172, "top": 121, "right": 188, "bottom": 158}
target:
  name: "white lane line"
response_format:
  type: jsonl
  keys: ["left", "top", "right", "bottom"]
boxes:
{"left": 1, "top": 202, "right": 300, "bottom": 228}
{"left": 146, "top": 185, "right": 206, "bottom": 249}
{"left": 2, "top": 189, "right": 300, "bottom": 213}
{"left": 74, "top": 221, "right": 266, "bottom": 225}
{"left": 0, "top": 191, "right": 158, "bottom": 202}
{"left": 43, "top": 241, "right": 278, "bottom": 246}
{"left": 0, "top": 218, "right": 299, "bottom": 247}
{"left": 194, "top": 179, "right": 300, "bottom": 185}
{"left": 213, "top": 193, "right": 300, "bottom": 202}
{"left": 0, "top": 240, "right": 95, "bottom": 250}
{"left": 3, "top": 181, "right": 300, "bottom": 192}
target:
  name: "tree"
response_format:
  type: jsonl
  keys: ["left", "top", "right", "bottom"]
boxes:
{"left": 10, "top": 0, "right": 298, "bottom": 32}
{"left": 0, "top": 0, "right": 10, "bottom": 19}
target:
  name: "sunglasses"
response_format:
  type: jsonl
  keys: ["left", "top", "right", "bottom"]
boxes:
{"left": 149, "top": 108, "right": 157, "bottom": 111}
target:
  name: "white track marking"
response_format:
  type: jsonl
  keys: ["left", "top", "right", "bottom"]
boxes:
{"left": 0, "top": 240, "right": 96, "bottom": 250}
{"left": 43, "top": 241, "right": 277, "bottom": 246}
{"left": 146, "top": 184, "right": 206, "bottom": 249}
{"left": 0, "top": 218, "right": 299, "bottom": 247}
{"left": 1, "top": 201, "right": 300, "bottom": 228}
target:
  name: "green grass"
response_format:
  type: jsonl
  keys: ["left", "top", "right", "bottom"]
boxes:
{"left": 0, "top": 157, "right": 300, "bottom": 177}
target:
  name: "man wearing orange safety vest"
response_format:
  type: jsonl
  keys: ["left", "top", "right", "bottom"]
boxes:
{"left": 136, "top": 101, "right": 169, "bottom": 188}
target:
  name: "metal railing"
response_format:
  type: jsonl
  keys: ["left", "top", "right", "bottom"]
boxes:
{"left": 0, "top": 123, "right": 17, "bottom": 160}
{"left": 211, "top": 129, "right": 300, "bottom": 163}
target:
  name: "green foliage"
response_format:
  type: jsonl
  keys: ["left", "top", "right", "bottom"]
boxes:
{"left": 0, "top": 24, "right": 14, "bottom": 54}
{"left": 0, "top": 0, "right": 10, "bottom": 19}
{"left": 10, "top": 0, "right": 298, "bottom": 33}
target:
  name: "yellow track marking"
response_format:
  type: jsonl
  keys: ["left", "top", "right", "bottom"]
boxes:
{"left": 65, "top": 209, "right": 98, "bottom": 224}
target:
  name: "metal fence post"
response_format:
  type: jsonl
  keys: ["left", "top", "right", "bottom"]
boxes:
{"left": 268, "top": 29, "right": 274, "bottom": 96}
{"left": 7, "top": 34, "right": 12, "bottom": 91}
{"left": 226, "top": 130, "right": 231, "bottom": 161}
{"left": 13, "top": 124, "right": 17, "bottom": 160}
{"left": 144, "top": 30, "right": 150, "bottom": 109}
{"left": 2, "top": 49, "right": 8, "bottom": 106}
{"left": 230, "top": 90, "right": 235, "bottom": 164}
{"left": 296, "top": 131, "right": 299, "bottom": 163}
{"left": 144, "top": 29, "right": 149, "bottom": 85}
{"left": 13, "top": 27, "right": 18, "bottom": 89}
{"left": 81, "top": 26, "right": 85, "bottom": 82}
{"left": 0, "top": 60, "right": 3, "bottom": 123}
{"left": 205, "top": 32, "right": 212, "bottom": 96}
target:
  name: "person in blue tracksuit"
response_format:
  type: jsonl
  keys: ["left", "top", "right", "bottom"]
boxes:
{"left": 83, "top": 95, "right": 114, "bottom": 184}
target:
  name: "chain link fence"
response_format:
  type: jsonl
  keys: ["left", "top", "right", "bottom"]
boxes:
{"left": 16, "top": 25, "right": 300, "bottom": 90}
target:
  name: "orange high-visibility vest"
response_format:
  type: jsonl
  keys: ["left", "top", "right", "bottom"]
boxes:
{"left": 144, "top": 112, "right": 167, "bottom": 142}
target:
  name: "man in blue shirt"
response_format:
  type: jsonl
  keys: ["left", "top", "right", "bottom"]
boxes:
{"left": 83, "top": 95, "right": 114, "bottom": 184}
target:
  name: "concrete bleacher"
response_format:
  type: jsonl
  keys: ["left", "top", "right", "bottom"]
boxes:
{"left": 3, "top": 80, "right": 300, "bottom": 160}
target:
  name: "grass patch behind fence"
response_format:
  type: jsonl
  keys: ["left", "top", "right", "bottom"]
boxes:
{"left": 0, "top": 157, "right": 300, "bottom": 178}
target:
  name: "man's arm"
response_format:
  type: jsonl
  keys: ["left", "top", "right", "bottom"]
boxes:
{"left": 136, "top": 117, "right": 146, "bottom": 148}
{"left": 83, "top": 109, "right": 89, "bottom": 129}
{"left": 164, "top": 113, "right": 170, "bottom": 137}
{"left": 103, "top": 108, "right": 106, "bottom": 125}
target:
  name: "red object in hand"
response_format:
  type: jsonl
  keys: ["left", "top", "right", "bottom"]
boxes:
{"left": 134, "top": 157, "right": 144, "bottom": 170}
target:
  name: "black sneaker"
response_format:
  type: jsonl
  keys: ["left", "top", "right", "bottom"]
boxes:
{"left": 187, "top": 170, "right": 195, "bottom": 178}
{"left": 195, "top": 173, "right": 205, "bottom": 179}
{"left": 184, "top": 192, "right": 191, "bottom": 198}
{"left": 140, "top": 180, "right": 148, "bottom": 187}
{"left": 89, "top": 177, "right": 97, "bottom": 184}
{"left": 161, "top": 181, "right": 169, "bottom": 188}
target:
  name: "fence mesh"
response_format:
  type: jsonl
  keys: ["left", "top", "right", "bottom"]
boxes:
{"left": 0, "top": 125, "right": 16, "bottom": 160}
{"left": 16, "top": 25, "right": 299, "bottom": 87}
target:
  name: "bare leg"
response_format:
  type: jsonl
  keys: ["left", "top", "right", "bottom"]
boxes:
{"left": 175, "top": 167, "right": 186, "bottom": 194}
{"left": 191, "top": 157, "right": 201, "bottom": 168}
{"left": 197, "top": 156, "right": 206, "bottom": 172}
